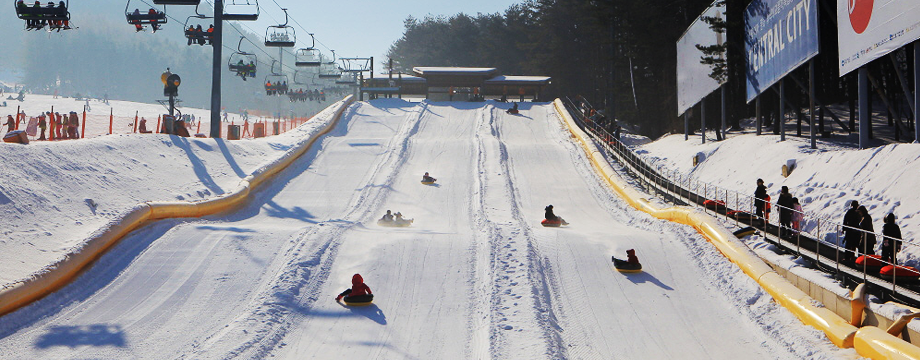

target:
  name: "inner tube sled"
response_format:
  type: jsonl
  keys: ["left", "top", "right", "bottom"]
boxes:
{"left": 855, "top": 254, "right": 886, "bottom": 273}
{"left": 343, "top": 294, "right": 374, "bottom": 306}
{"left": 541, "top": 219, "right": 567, "bottom": 227}
{"left": 378, "top": 219, "right": 414, "bottom": 227}
{"left": 612, "top": 257, "right": 642, "bottom": 273}
{"left": 879, "top": 265, "right": 920, "bottom": 281}
{"left": 421, "top": 180, "right": 436, "bottom": 185}
{"left": 732, "top": 226, "right": 756, "bottom": 238}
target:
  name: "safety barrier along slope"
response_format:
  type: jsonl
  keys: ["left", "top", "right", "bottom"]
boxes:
{"left": 551, "top": 100, "right": 867, "bottom": 349}
{"left": 0, "top": 95, "right": 356, "bottom": 317}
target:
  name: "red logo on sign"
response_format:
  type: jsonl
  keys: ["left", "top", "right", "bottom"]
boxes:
{"left": 848, "top": 0, "right": 873, "bottom": 34}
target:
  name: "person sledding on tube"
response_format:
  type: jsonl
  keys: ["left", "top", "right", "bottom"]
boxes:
{"left": 422, "top": 172, "right": 436, "bottom": 184}
{"left": 380, "top": 210, "right": 394, "bottom": 223}
{"left": 506, "top": 102, "right": 519, "bottom": 114}
{"left": 543, "top": 205, "right": 568, "bottom": 226}
{"left": 336, "top": 273, "right": 373, "bottom": 305}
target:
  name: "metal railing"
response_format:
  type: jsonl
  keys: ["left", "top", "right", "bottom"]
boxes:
{"left": 562, "top": 96, "right": 920, "bottom": 306}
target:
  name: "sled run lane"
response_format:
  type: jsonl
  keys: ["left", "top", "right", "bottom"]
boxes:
{"left": 0, "top": 100, "right": 844, "bottom": 359}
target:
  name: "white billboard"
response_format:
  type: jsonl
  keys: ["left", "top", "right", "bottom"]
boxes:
{"left": 838, "top": 0, "right": 920, "bottom": 76}
{"left": 677, "top": 2, "right": 727, "bottom": 116}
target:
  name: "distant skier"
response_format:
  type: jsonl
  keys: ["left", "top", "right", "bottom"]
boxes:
{"left": 335, "top": 273, "right": 373, "bottom": 302}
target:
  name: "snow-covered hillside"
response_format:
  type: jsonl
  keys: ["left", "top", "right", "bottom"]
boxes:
{"left": 638, "top": 133, "right": 920, "bottom": 267}
{"left": 0, "top": 100, "right": 850, "bottom": 358}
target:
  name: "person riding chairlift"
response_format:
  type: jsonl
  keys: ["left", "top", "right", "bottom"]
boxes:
{"left": 148, "top": 8, "right": 161, "bottom": 32}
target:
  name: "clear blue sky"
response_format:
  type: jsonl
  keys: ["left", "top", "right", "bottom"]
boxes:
{"left": 234, "top": 0, "right": 523, "bottom": 67}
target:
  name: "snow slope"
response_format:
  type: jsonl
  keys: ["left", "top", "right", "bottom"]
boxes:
{"left": 0, "top": 101, "right": 850, "bottom": 358}
{"left": 0, "top": 96, "right": 345, "bottom": 287}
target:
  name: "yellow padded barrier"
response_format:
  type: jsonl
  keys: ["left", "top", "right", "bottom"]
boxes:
{"left": 855, "top": 326, "right": 920, "bottom": 360}
{"left": 552, "top": 99, "right": 862, "bottom": 351}
{"left": 0, "top": 96, "right": 355, "bottom": 317}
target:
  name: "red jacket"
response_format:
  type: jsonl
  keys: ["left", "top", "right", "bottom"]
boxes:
{"left": 350, "top": 274, "right": 372, "bottom": 296}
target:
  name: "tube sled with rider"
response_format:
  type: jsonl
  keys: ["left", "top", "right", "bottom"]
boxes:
{"left": 421, "top": 172, "right": 437, "bottom": 185}
{"left": 378, "top": 210, "right": 414, "bottom": 227}
{"left": 541, "top": 205, "right": 568, "bottom": 227}
{"left": 336, "top": 274, "right": 374, "bottom": 306}
{"left": 612, "top": 249, "right": 642, "bottom": 273}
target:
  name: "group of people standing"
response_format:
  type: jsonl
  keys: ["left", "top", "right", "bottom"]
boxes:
{"left": 754, "top": 179, "right": 903, "bottom": 265}
{"left": 5, "top": 111, "right": 80, "bottom": 140}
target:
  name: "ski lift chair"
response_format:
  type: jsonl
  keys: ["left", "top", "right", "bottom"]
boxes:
{"left": 17, "top": 0, "right": 72, "bottom": 31}
{"left": 318, "top": 63, "right": 341, "bottom": 79}
{"left": 124, "top": 0, "right": 165, "bottom": 32}
{"left": 184, "top": 14, "right": 214, "bottom": 46}
{"left": 223, "top": 0, "right": 257, "bottom": 21}
{"left": 228, "top": 37, "right": 257, "bottom": 80}
{"left": 263, "top": 8, "right": 295, "bottom": 47}
{"left": 336, "top": 72, "right": 355, "bottom": 85}
{"left": 152, "top": 0, "right": 198, "bottom": 5}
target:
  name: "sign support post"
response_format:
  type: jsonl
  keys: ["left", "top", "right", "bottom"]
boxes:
{"left": 809, "top": 59, "right": 816, "bottom": 149}
{"left": 859, "top": 67, "right": 870, "bottom": 149}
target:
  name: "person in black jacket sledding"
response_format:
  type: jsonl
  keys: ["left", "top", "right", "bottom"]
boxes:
{"left": 881, "top": 213, "right": 902, "bottom": 264}
{"left": 506, "top": 102, "right": 519, "bottom": 114}
{"left": 544, "top": 205, "right": 567, "bottom": 225}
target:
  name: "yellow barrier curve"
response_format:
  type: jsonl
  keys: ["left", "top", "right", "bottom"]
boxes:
{"left": 0, "top": 95, "right": 355, "bottom": 317}
{"left": 552, "top": 99, "right": 920, "bottom": 358}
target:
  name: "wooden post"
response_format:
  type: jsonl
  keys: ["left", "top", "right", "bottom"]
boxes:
{"left": 756, "top": 96, "right": 762, "bottom": 135}
{"left": 14, "top": 106, "right": 20, "bottom": 130}
{"left": 156, "top": 115, "right": 161, "bottom": 134}
{"left": 133, "top": 111, "right": 138, "bottom": 133}
{"left": 109, "top": 108, "right": 113, "bottom": 135}
{"left": 196, "top": 120, "right": 201, "bottom": 134}
{"left": 81, "top": 111, "right": 86, "bottom": 138}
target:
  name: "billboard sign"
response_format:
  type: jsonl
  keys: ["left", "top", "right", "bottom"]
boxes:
{"left": 838, "top": 0, "right": 920, "bottom": 76}
{"left": 744, "top": 0, "right": 819, "bottom": 102}
{"left": 677, "top": 2, "right": 727, "bottom": 116}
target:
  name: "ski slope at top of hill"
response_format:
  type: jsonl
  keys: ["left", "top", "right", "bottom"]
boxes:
{"left": 0, "top": 100, "right": 848, "bottom": 359}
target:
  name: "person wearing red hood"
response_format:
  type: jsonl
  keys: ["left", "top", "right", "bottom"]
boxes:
{"left": 335, "top": 273, "right": 373, "bottom": 303}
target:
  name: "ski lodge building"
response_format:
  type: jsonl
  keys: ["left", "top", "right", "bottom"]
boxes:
{"left": 360, "top": 67, "right": 551, "bottom": 101}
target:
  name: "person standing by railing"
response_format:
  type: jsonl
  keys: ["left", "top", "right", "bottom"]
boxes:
{"left": 842, "top": 200, "right": 861, "bottom": 261}
{"left": 754, "top": 179, "right": 768, "bottom": 220}
{"left": 882, "top": 213, "right": 902, "bottom": 265}
{"left": 777, "top": 186, "right": 794, "bottom": 238}
{"left": 792, "top": 197, "right": 804, "bottom": 233}
{"left": 858, "top": 205, "right": 876, "bottom": 256}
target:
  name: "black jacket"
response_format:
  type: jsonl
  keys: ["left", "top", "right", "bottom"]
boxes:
{"left": 754, "top": 185, "right": 767, "bottom": 200}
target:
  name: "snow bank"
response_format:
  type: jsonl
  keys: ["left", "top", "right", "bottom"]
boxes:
{"left": 0, "top": 96, "right": 349, "bottom": 288}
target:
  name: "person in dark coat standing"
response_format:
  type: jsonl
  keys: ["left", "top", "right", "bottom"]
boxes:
{"left": 842, "top": 200, "right": 861, "bottom": 261}
{"left": 4, "top": 115, "right": 14, "bottom": 133}
{"left": 881, "top": 213, "right": 902, "bottom": 264}
{"left": 754, "top": 179, "right": 768, "bottom": 219}
{"left": 857, "top": 205, "right": 876, "bottom": 255}
{"left": 776, "top": 186, "right": 794, "bottom": 238}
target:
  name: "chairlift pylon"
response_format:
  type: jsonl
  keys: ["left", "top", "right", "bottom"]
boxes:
{"left": 223, "top": 0, "right": 257, "bottom": 21}
{"left": 264, "top": 8, "right": 295, "bottom": 47}
{"left": 229, "top": 36, "right": 257, "bottom": 81}
{"left": 17, "top": 0, "right": 72, "bottom": 31}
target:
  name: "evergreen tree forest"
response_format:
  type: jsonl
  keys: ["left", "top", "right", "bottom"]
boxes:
{"left": 387, "top": 0, "right": 906, "bottom": 139}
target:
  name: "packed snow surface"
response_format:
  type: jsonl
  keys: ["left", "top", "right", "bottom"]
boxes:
{"left": 0, "top": 100, "right": 851, "bottom": 358}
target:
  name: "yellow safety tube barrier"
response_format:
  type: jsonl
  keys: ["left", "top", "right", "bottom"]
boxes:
{"left": 552, "top": 99, "right": 860, "bottom": 349}
{"left": 0, "top": 95, "right": 355, "bottom": 317}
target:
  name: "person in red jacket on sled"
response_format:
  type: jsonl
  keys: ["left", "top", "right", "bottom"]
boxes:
{"left": 336, "top": 273, "right": 374, "bottom": 305}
